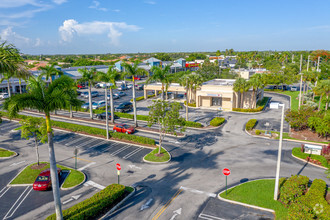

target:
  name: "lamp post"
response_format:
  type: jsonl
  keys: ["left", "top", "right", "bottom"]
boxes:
{"left": 271, "top": 103, "right": 285, "bottom": 200}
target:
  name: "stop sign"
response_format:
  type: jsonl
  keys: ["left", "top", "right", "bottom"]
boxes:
{"left": 222, "top": 168, "right": 230, "bottom": 176}
{"left": 116, "top": 163, "right": 121, "bottom": 171}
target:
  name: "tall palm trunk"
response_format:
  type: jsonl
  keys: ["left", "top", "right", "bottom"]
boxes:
{"left": 7, "top": 80, "right": 11, "bottom": 97}
{"left": 88, "top": 81, "right": 93, "bottom": 119}
{"left": 19, "top": 79, "right": 22, "bottom": 94}
{"left": 34, "top": 134, "right": 39, "bottom": 165}
{"left": 69, "top": 105, "right": 73, "bottom": 118}
{"left": 241, "top": 92, "right": 244, "bottom": 108}
{"left": 161, "top": 83, "right": 165, "bottom": 101}
{"left": 110, "top": 87, "right": 115, "bottom": 124}
{"left": 318, "top": 94, "right": 322, "bottom": 111}
{"left": 185, "top": 85, "right": 189, "bottom": 121}
{"left": 326, "top": 95, "right": 329, "bottom": 111}
{"left": 45, "top": 115, "right": 63, "bottom": 220}
{"left": 132, "top": 77, "right": 138, "bottom": 127}
{"left": 105, "top": 87, "right": 109, "bottom": 139}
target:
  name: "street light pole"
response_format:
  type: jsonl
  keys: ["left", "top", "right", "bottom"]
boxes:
{"left": 274, "top": 103, "right": 285, "bottom": 200}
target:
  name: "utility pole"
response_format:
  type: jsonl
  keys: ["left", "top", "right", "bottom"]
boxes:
{"left": 317, "top": 56, "right": 320, "bottom": 72}
{"left": 298, "top": 54, "right": 303, "bottom": 109}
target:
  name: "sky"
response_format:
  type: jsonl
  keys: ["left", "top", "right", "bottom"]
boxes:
{"left": 0, "top": 0, "right": 330, "bottom": 55}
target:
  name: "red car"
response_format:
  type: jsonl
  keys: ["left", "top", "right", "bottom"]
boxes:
{"left": 113, "top": 123, "right": 135, "bottom": 134}
{"left": 134, "top": 76, "right": 141, "bottom": 80}
{"left": 33, "top": 167, "right": 62, "bottom": 191}
{"left": 77, "top": 84, "right": 85, "bottom": 89}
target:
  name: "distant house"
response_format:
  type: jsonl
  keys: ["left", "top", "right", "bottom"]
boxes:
{"left": 143, "top": 57, "right": 161, "bottom": 67}
{"left": 115, "top": 61, "right": 124, "bottom": 72}
{"left": 219, "top": 57, "right": 237, "bottom": 68}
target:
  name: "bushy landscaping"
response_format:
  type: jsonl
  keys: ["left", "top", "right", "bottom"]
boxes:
{"left": 46, "top": 184, "right": 132, "bottom": 220}
{"left": 279, "top": 175, "right": 309, "bottom": 206}
{"left": 130, "top": 94, "right": 155, "bottom": 102}
{"left": 209, "top": 117, "right": 225, "bottom": 126}
{"left": 233, "top": 97, "right": 269, "bottom": 112}
{"left": 292, "top": 147, "right": 329, "bottom": 168}
{"left": 183, "top": 120, "right": 203, "bottom": 128}
{"left": 184, "top": 101, "right": 197, "bottom": 107}
{"left": 245, "top": 119, "right": 257, "bottom": 130}
{"left": 144, "top": 147, "right": 170, "bottom": 162}
{"left": 0, "top": 148, "right": 15, "bottom": 157}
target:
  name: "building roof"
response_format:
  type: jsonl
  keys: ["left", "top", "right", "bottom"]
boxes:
{"left": 202, "top": 79, "right": 236, "bottom": 86}
{"left": 143, "top": 57, "right": 161, "bottom": 63}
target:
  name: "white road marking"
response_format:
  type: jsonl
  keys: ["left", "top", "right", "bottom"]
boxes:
{"left": 0, "top": 187, "right": 10, "bottom": 198}
{"left": 198, "top": 213, "right": 225, "bottom": 220}
{"left": 65, "top": 136, "right": 86, "bottom": 146}
{"left": 78, "top": 162, "right": 96, "bottom": 171}
{"left": 90, "top": 140, "right": 107, "bottom": 148}
{"left": 74, "top": 138, "right": 98, "bottom": 148}
{"left": 62, "top": 198, "right": 73, "bottom": 205}
{"left": 100, "top": 142, "right": 120, "bottom": 152}
{"left": 3, "top": 186, "right": 33, "bottom": 219}
{"left": 9, "top": 161, "right": 26, "bottom": 166}
{"left": 128, "top": 164, "right": 142, "bottom": 170}
{"left": 170, "top": 208, "right": 182, "bottom": 220}
{"left": 180, "top": 186, "right": 216, "bottom": 198}
{"left": 140, "top": 198, "right": 153, "bottom": 210}
{"left": 123, "top": 147, "right": 143, "bottom": 159}
{"left": 63, "top": 194, "right": 81, "bottom": 204}
{"left": 83, "top": 180, "right": 105, "bottom": 190}
{"left": 110, "top": 145, "right": 131, "bottom": 156}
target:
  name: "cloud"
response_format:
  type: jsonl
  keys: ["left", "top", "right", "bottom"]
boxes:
{"left": 89, "top": 0, "right": 107, "bottom": 12}
{"left": 0, "top": 27, "right": 30, "bottom": 45}
{"left": 0, "top": 0, "right": 47, "bottom": 8}
{"left": 52, "top": 0, "right": 67, "bottom": 4}
{"left": 113, "top": 9, "right": 120, "bottom": 13}
{"left": 145, "top": 1, "right": 156, "bottom": 4}
{"left": 59, "top": 19, "right": 140, "bottom": 46}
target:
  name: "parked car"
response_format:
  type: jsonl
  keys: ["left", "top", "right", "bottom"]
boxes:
{"left": 81, "top": 92, "right": 88, "bottom": 97}
{"left": 33, "top": 167, "right": 62, "bottom": 191}
{"left": 118, "top": 83, "right": 128, "bottom": 91}
{"left": 115, "top": 102, "right": 133, "bottom": 113}
{"left": 134, "top": 76, "right": 141, "bottom": 80}
{"left": 107, "top": 94, "right": 120, "bottom": 100}
{"left": 0, "top": 93, "right": 9, "bottom": 99}
{"left": 95, "top": 112, "right": 119, "bottom": 120}
{"left": 76, "top": 90, "right": 82, "bottom": 96}
{"left": 115, "top": 92, "right": 126, "bottom": 97}
{"left": 81, "top": 102, "right": 96, "bottom": 110}
{"left": 127, "top": 84, "right": 133, "bottom": 89}
{"left": 135, "top": 84, "right": 144, "bottom": 90}
{"left": 291, "top": 86, "right": 298, "bottom": 91}
{"left": 92, "top": 100, "right": 109, "bottom": 110}
{"left": 113, "top": 123, "right": 135, "bottom": 134}
{"left": 83, "top": 91, "right": 99, "bottom": 98}
{"left": 77, "top": 84, "right": 86, "bottom": 89}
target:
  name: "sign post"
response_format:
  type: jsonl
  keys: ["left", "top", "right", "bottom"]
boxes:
{"left": 116, "top": 163, "right": 121, "bottom": 184}
{"left": 222, "top": 168, "right": 231, "bottom": 195}
{"left": 74, "top": 148, "right": 79, "bottom": 170}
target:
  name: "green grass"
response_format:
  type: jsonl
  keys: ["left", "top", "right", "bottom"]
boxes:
{"left": 292, "top": 147, "right": 329, "bottom": 168}
{"left": 144, "top": 147, "right": 170, "bottom": 162}
{"left": 10, "top": 162, "right": 85, "bottom": 188}
{"left": 265, "top": 91, "right": 300, "bottom": 110}
{"left": 220, "top": 179, "right": 288, "bottom": 219}
{"left": 0, "top": 148, "right": 15, "bottom": 157}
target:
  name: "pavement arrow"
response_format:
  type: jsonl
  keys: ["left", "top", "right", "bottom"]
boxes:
{"left": 170, "top": 208, "right": 182, "bottom": 220}
{"left": 72, "top": 194, "right": 81, "bottom": 200}
{"left": 140, "top": 198, "right": 153, "bottom": 211}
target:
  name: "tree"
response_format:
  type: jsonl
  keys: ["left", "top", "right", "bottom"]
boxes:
{"left": 13, "top": 64, "right": 31, "bottom": 94}
{"left": 122, "top": 62, "right": 147, "bottom": 127}
{"left": 314, "top": 80, "right": 330, "bottom": 111}
{"left": 39, "top": 64, "right": 63, "bottom": 84}
{"left": 78, "top": 67, "right": 98, "bottom": 119}
{"left": 180, "top": 72, "right": 191, "bottom": 121}
{"left": 233, "top": 77, "right": 250, "bottom": 108}
{"left": 97, "top": 66, "right": 121, "bottom": 138}
{"left": 3, "top": 75, "right": 81, "bottom": 219}
{"left": 17, "top": 117, "right": 48, "bottom": 165}
{"left": 146, "top": 65, "right": 171, "bottom": 101}
{"left": 148, "top": 100, "right": 185, "bottom": 155}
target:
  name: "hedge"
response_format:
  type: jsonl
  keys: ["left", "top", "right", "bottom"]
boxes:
{"left": 288, "top": 179, "right": 330, "bottom": 220}
{"left": 292, "top": 147, "right": 329, "bottom": 168}
{"left": 46, "top": 184, "right": 126, "bottom": 220}
{"left": 209, "top": 117, "right": 225, "bottom": 127}
{"left": 245, "top": 119, "right": 257, "bottom": 130}
{"left": 279, "top": 175, "right": 309, "bottom": 206}
{"left": 233, "top": 97, "right": 269, "bottom": 112}
{"left": 255, "top": 129, "right": 261, "bottom": 135}
{"left": 130, "top": 94, "right": 155, "bottom": 102}
{"left": 184, "top": 101, "right": 196, "bottom": 107}
{"left": 183, "top": 120, "right": 203, "bottom": 128}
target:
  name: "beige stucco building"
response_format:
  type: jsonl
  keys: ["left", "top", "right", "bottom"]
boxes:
{"left": 144, "top": 79, "right": 264, "bottom": 111}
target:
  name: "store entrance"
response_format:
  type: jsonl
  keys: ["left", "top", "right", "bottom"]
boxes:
{"left": 212, "top": 97, "right": 222, "bottom": 106}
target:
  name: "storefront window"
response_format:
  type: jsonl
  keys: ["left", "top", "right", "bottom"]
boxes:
{"left": 212, "top": 97, "right": 222, "bottom": 106}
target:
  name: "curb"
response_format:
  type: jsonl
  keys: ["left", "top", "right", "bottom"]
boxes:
{"left": 60, "top": 168, "right": 87, "bottom": 191}
{"left": 0, "top": 147, "right": 18, "bottom": 160}
{"left": 143, "top": 146, "right": 171, "bottom": 164}
{"left": 291, "top": 154, "right": 328, "bottom": 170}
{"left": 7, "top": 163, "right": 32, "bottom": 187}
{"left": 99, "top": 186, "right": 136, "bottom": 220}
{"left": 218, "top": 179, "right": 276, "bottom": 215}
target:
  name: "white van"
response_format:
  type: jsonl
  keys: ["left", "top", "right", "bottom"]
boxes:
{"left": 0, "top": 93, "right": 9, "bottom": 99}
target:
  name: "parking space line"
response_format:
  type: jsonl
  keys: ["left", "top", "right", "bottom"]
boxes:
{"left": 64, "top": 136, "right": 86, "bottom": 146}
{"left": 78, "top": 162, "right": 96, "bottom": 171}
{"left": 198, "top": 213, "right": 225, "bottom": 220}
{"left": 74, "top": 138, "right": 98, "bottom": 148}
{"left": 0, "top": 187, "right": 10, "bottom": 198}
{"left": 152, "top": 188, "right": 183, "bottom": 220}
{"left": 123, "top": 147, "right": 143, "bottom": 159}
{"left": 110, "top": 145, "right": 131, "bottom": 156}
{"left": 3, "top": 186, "right": 33, "bottom": 219}
{"left": 90, "top": 140, "right": 107, "bottom": 148}
{"left": 100, "top": 142, "right": 120, "bottom": 152}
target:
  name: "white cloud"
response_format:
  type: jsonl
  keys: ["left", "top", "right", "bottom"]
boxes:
{"left": 59, "top": 19, "right": 140, "bottom": 46}
{"left": 145, "top": 1, "right": 156, "bottom": 4}
{"left": 113, "top": 9, "right": 120, "bottom": 13}
{"left": 0, "top": 27, "right": 30, "bottom": 45}
{"left": 89, "top": 0, "right": 107, "bottom": 12}
{"left": 0, "top": 0, "right": 46, "bottom": 8}
{"left": 34, "top": 37, "right": 42, "bottom": 46}
{"left": 52, "top": 0, "right": 67, "bottom": 5}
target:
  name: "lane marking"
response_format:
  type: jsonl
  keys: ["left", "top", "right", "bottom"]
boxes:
{"left": 78, "top": 162, "right": 96, "bottom": 171}
{"left": 83, "top": 180, "right": 105, "bottom": 190}
{"left": 152, "top": 188, "right": 183, "bottom": 220}
{"left": 72, "top": 157, "right": 94, "bottom": 163}
{"left": 198, "top": 213, "right": 225, "bottom": 220}
{"left": 0, "top": 187, "right": 10, "bottom": 198}
{"left": 3, "top": 186, "right": 32, "bottom": 219}
{"left": 180, "top": 186, "right": 216, "bottom": 198}
{"left": 123, "top": 147, "right": 143, "bottom": 159}
{"left": 9, "top": 161, "right": 26, "bottom": 166}
{"left": 110, "top": 145, "right": 131, "bottom": 156}
{"left": 62, "top": 198, "right": 73, "bottom": 205}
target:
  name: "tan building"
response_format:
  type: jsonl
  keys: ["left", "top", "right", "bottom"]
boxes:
{"left": 144, "top": 79, "right": 264, "bottom": 111}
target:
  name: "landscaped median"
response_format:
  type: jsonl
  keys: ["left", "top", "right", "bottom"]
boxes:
{"left": 143, "top": 147, "right": 171, "bottom": 163}
{"left": 209, "top": 117, "right": 225, "bottom": 127}
{"left": 233, "top": 97, "right": 270, "bottom": 113}
{"left": 0, "top": 147, "right": 16, "bottom": 158}
{"left": 10, "top": 162, "right": 85, "bottom": 189}
{"left": 292, "top": 147, "right": 329, "bottom": 169}
{"left": 46, "top": 184, "right": 134, "bottom": 220}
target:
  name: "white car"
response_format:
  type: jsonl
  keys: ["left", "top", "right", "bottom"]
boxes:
{"left": 291, "top": 86, "right": 298, "bottom": 91}
{"left": 127, "top": 84, "right": 133, "bottom": 89}
{"left": 0, "top": 93, "right": 9, "bottom": 99}
{"left": 92, "top": 100, "right": 109, "bottom": 110}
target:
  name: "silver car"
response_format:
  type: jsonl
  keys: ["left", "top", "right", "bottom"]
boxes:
{"left": 92, "top": 100, "right": 109, "bottom": 110}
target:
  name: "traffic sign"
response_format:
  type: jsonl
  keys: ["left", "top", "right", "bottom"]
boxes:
{"left": 116, "top": 163, "right": 121, "bottom": 171}
{"left": 222, "top": 168, "right": 230, "bottom": 176}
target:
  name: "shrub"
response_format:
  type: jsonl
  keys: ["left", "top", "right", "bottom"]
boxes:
{"left": 245, "top": 119, "right": 257, "bottom": 130}
{"left": 184, "top": 101, "right": 196, "bottom": 107}
{"left": 209, "top": 117, "right": 225, "bottom": 126}
{"left": 285, "top": 106, "right": 316, "bottom": 130}
{"left": 279, "top": 175, "right": 309, "bottom": 207}
{"left": 183, "top": 120, "right": 203, "bottom": 128}
{"left": 292, "top": 147, "right": 329, "bottom": 168}
{"left": 111, "top": 131, "right": 155, "bottom": 145}
{"left": 255, "top": 130, "right": 261, "bottom": 135}
{"left": 46, "top": 184, "right": 126, "bottom": 220}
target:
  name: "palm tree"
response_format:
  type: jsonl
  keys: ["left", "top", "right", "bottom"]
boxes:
{"left": 146, "top": 65, "right": 171, "bottom": 101}
{"left": 14, "top": 64, "right": 31, "bottom": 94}
{"left": 97, "top": 66, "right": 121, "bottom": 138}
{"left": 249, "top": 74, "right": 264, "bottom": 108}
{"left": 121, "top": 62, "right": 146, "bottom": 127}
{"left": 78, "top": 67, "right": 98, "bottom": 119}
{"left": 3, "top": 75, "right": 81, "bottom": 220}
{"left": 180, "top": 72, "right": 192, "bottom": 121}
{"left": 233, "top": 77, "right": 250, "bottom": 108}
{"left": 38, "top": 64, "right": 63, "bottom": 84}
{"left": 315, "top": 80, "right": 330, "bottom": 111}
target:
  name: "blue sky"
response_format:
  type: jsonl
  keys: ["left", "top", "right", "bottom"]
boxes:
{"left": 1, "top": 0, "right": 330, "bottom": 54}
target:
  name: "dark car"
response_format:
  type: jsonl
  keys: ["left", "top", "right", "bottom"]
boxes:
{"left": 33, "top": 167, "right": 62, "bottom": 191}
{"left": 96, "top": 112, "right": 119, "bottom": 120}
{"left": 135, "top": 84, "right": 144, "bottom": 90}
{"left": 113, "top": 123, "right": 135, "bottom": 134}
{"left": 115, "top": 102, "right": 133, "bottom": 113}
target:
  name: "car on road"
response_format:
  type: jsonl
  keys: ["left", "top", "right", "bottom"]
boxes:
{"left": 107, "top": 94, "right": 120, "bottom": 100}
{"left": 135, "top": 84, "right": 144, "bottom": 90}
{"left": 0, "top": 93, "right": 9, "bottom": 99}
{"left": 33, "top": 167, "right": 62, "bottom": 191}
{"left": 291, "top": 86, "right": 298, "bottom": 91}
{"left": 115, "top": 102, "right": 133, "bottom": 113}
{"left": 81, "top": 102, "right": 96, "bottom": 110}
{"left": 77, "top": 84, "right": 86, "bottom": 89}
{"left": 95, "top": 112, "right": 119, "bottom": 120}
{"left": 115, "top": 92, "right": 126, "bottom": 97}
{"left": 92, "top": 100, "right": 109, "bottom": 110}
{"left": 83, "top": 91, "right": 99, "bottom": 98}
{"left": 113, "top": 123, "right": 135, "bottom": 134}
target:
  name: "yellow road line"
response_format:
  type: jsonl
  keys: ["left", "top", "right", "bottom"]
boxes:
{"left": 152, "top": 188, "right": 183, "bottom": 220}
{"left": 72, "top": 157, "right": 94, "bottom": 163}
